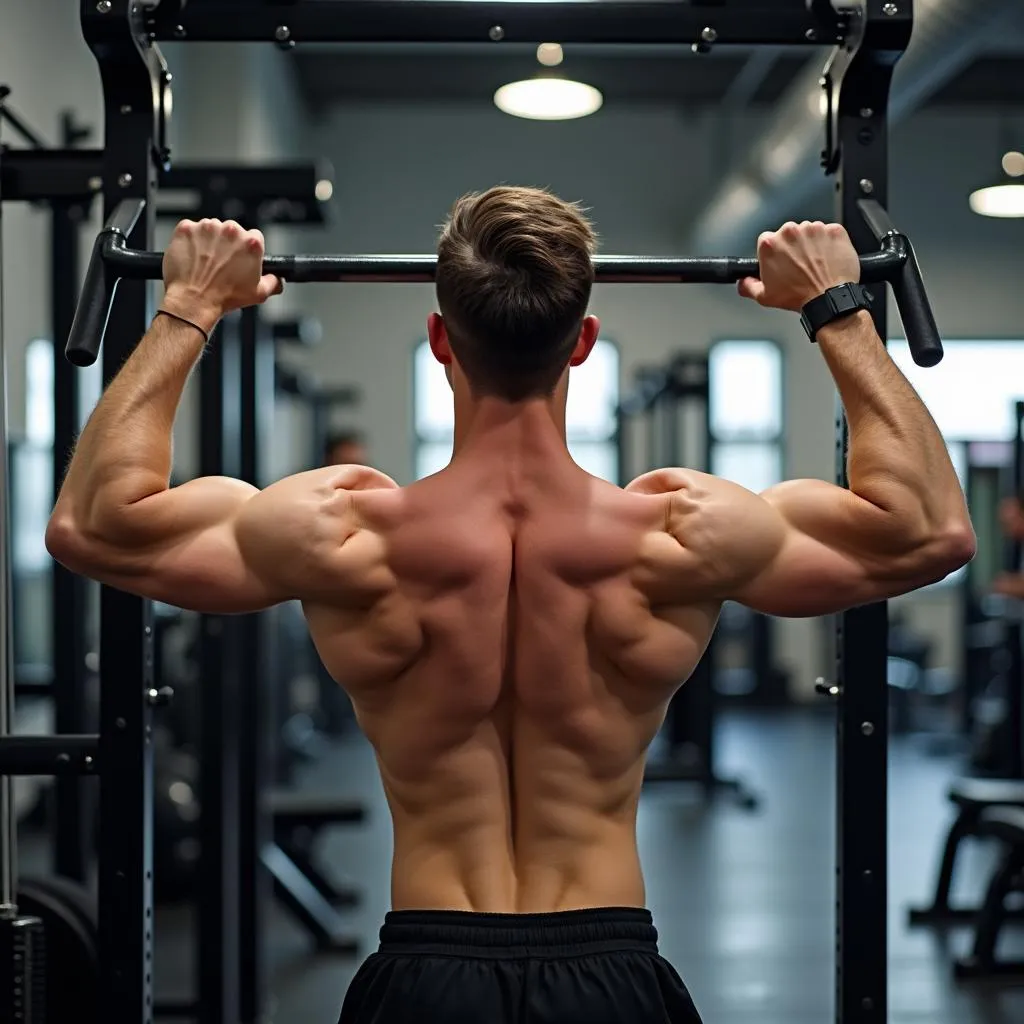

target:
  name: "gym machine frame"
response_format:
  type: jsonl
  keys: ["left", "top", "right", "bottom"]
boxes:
{"left": 0, "top": 28, "right": 163, "bottom": 1024}
{"left": 156, "top": 166, "right": 349, "bottom": 1023}
{"left": 617, "top": 355, "right": 759, "bottom": 808}
{"left": 0, "top": 95, "right": 98, "bottom": 887}
{"left": 60, "top": 2, "right": 936, "bottom": 1024}
{"left": 0, "top": 97, "right": 338, "bottom": 890}
{"left": 825, "top": 10, "right": 906, "bottom": 1019}
{"left": 1, "top": 93, "right": 357, "bottom": 1019}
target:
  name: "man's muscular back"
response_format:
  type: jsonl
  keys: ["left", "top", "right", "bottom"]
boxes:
{"left": 46, "top": 193, "right": 978, "bottom": 1024}
{"left": 303, "top": 455, "right": 724, "bottom": 914}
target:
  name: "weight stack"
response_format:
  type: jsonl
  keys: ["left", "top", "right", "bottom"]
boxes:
{"left": 0, "top": 913, "right": 44, "bottom": 1024}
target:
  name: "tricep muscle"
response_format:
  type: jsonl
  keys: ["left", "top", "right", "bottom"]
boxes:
{"left": 645, "top": 470, "right": 953, "bottom": 618}
{"left": 730, "top": 479, "right": 947, "bottom": 617}
{"left": 49, "top": 468, "right": 365, "bottom": 614}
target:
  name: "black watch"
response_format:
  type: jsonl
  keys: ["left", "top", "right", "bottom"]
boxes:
{"left": 800, "top": 283, "right": 873, "bottom": 343}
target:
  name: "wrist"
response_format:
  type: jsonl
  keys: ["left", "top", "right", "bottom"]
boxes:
{"left": 161, "top": 286, "right": 222, "bottom": 335}
{"left": 815, "top": 309, "right": 876, "bottom": 344}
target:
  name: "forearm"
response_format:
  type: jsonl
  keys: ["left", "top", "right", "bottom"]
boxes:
{"left": 54, "top": 312, "right": 210, "bottom": 537}
{"left": 817, "top": 311, "right": 968, "bottom": 536}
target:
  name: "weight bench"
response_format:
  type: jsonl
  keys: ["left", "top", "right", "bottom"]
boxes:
{"left": 265, "top": 790, "right": 367, "bottom": 953}
{"left": 954, "top": 806, "right": 1024, "bottom": 978}
{"left": 908, "top": 777, "right": 1024, "bottom": 925}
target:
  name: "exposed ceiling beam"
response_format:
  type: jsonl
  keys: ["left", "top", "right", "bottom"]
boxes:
{"left": 689, "top": 0, "right": 1024, "bottom": 255}
{"left": 721, "top": 48, "right": 780, "bottom": 108}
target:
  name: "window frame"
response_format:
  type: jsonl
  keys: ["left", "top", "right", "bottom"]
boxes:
{"left": 707, "top": 336, "right": 787, "bottom": 491}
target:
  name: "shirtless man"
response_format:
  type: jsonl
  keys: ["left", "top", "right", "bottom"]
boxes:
{"left": 47, "top": 187, "right": 975, "bottom": 1024}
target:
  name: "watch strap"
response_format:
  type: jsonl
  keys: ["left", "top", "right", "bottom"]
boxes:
{"left": 800, "top": 283, "right": 873, "bottom": 343}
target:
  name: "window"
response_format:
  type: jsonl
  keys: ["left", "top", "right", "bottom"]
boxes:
{"left": 888, "top": 340, "right": 1024, "bottom": 588}
{"left": 413, "top": 339, "right": 621, "bottom": 481}
{"left": 25, "top": 338, "right": 54, "bottom": 445}
{"left": 708, "top": 340, "right": 784, "bottom": 493}
{"left": 13, "top": 340, "right": 56, "bottom": 573}
{"left": 13, "top": 339, "right": 103, "bottom": 573}
{"left": 888, "top": 340, "right": 1024, "bottom": 442}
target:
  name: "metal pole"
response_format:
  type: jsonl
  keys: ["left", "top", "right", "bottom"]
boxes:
{"left": 51, "top": 154, "right": 92, "bottom": 882}
{"left": 0, "top": 115, "right": 16, "bottom": 914}
{"left": 830, "top": 5, "right": 912, "bottom": 1020}
{"left": 698, "top": 365, "right": 717, "bottom": 780}
{"left": 197, "top": 319, "right": 242, "bottom": 1024}
{"left": 1004, "top": 402, "right": 1024, "bottom": 779}
{"left": 81, "top": 3, "right": 160, "bottom": 1019}
{"left": 237, "top": 303, "right": 274, "bottom": 1022}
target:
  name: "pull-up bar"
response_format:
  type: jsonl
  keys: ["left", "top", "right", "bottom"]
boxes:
{"left": 66, "top": 196, "right": 944, "bottom": 370}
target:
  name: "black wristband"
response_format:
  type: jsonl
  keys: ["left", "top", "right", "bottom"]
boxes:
{"left": 155, "top": 309, "right": 211, "bottom": 345}
{"left": 799, "top": 283, "right": 873, "bottom": 344}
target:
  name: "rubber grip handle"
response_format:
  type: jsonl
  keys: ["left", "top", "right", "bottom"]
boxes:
{"left": 890, "top": 236, "right": 943, "bottom": 368}
{"left": 65, "top": 231, "right": 117, "bottom": 367}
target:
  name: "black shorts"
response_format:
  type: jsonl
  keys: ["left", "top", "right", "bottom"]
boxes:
{"left": 338, "top": 906, "right": 703, "bottom": 1024}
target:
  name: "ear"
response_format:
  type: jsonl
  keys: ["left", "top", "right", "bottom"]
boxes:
{"left": 568, "top": 315, "right": 601, "bottom": 368}
{"left": 427, "top": 312, "right": 452, "bottom": 365}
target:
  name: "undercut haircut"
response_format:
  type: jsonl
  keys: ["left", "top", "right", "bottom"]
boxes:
{"left": 435, "top": 186, "right": 596, "bottom": 402}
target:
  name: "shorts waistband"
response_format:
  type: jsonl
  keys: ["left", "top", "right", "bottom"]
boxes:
{"left": 378, "top": 907, "right": 658, "bottom": 960}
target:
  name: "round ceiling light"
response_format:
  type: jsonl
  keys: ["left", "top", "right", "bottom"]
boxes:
{"left": 536, "top": 43, "right": 564, "bottom": 67}
{"left": 968, "top": 183, "right": 1024, "bottom": 219}
{"left": 494, "top": 78, "right": 603, "bottom": 121}
{"left": 1001, "top": 150, "right": 1024, "bottom": 177}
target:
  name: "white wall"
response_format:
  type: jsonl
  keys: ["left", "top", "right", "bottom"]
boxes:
{"left": 0, "top": 0, "right": 104, "bottom": 434}
{"left": 296, "top": 101, "right": 1024, "bottom": 691}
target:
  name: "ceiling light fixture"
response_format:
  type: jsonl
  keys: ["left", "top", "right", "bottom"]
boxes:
{"left": 494, "top": 78, "right": 603, "bottom": 121}
{"left": 969, "top": 183, "right": 1024, "bottom": 219}
{"left": 969, "top": 149, "right": 1024, "bottom": 219}
{"left": 536, "top": 43, "right": 564, "bottom": 67}
{"left": 1002, "top": 150, "right": 1024, "bottom": 177}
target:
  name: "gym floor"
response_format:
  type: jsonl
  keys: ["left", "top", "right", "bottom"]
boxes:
{"left": 147, "top": 708, "right": 1024, "bottom": 1024}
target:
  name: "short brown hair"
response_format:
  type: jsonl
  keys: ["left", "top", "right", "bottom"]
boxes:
{"left": 435, "top": 186, "right": 596, "bottom": 401}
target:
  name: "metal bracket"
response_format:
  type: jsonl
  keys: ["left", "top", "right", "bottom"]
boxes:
{"left": 821, "top": 1, "right": 913, "bottom": 178}
{"left": 84, "top": 1, "right": 172, "bottom": 169}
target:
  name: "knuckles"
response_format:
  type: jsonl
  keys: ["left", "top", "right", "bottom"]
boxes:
{"left": 171, "top": 217, "right": 260, "bottom": 250}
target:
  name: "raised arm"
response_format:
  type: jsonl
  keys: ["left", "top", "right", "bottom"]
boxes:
{"left": 45, "top": 217, "right": 376, "bottom": 613}
{"left": 637, "top": 221, "right": 975, "bottom": 618}
{"left": 47, "top": 465, "right": 386, "bottom": 613}
{"left": 728, "top": 476, "right": 971, "bottom": 617}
